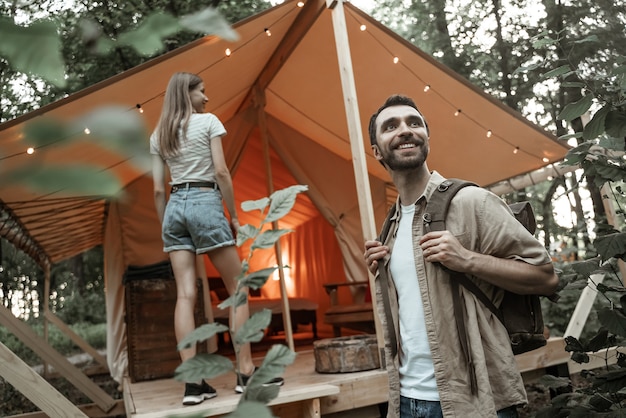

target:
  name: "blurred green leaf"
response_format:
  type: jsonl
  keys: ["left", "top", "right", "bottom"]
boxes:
{"left": 240, "top": 267, "right": 278, "bottom": 290}
{"left": 180, "top": 7, "right": 239, "bottom": 41}
{"left": 252, "top": 229, "right": 292, "bottom": 250}
{"left": 117, "top": 12, "right": 180, "bottom": 56}
{"left": 0, "top": 17, "right": 65, "bottom": 87}
{"left": 174, "top": 353, "right": 233, "bottom": 382}
{"left": 177, "top": 323, "right": 229, "bottom": 350}
{"left": 598, "top": 308, "right": 626, "bottom": 338}
{"left": 242, "top": 198, "right": 270, "bottom": 213}
{"left": 234, "top": 309, "right": 271, "bottom": 345}
{"left": 605, "top": 110, "right": 626, "bottom": 138}
{"left": 513, "top": 62, "right": 542, "bottom": 74}
{"left": 73, "top": 106, "right": 150, "bottom": 170}
{"left": 243, "top": 384, "right": 281, "bottom": 405}
{"left": 542, "top": 65, "right": 572, "bottom": 79}
{"left": 223, "top": 401, "right": 275, "bottom": 418}
{"left": 237, "top": 224, "right": 259, "bottom": 247}
{"left": 218, "top": 291, "right": 248, "bottom": 310}
{"left": 585, "top": 328, "right": 609, "bottom": 352}
{"left": 594, "top": 232, "right": 626, "bottom": 262}
{"left": 265, "top": 185, "right": 308, "bottom": 223}
{"left": 2, "top": 164, "right": 121, "bottom": 196}
{"left": 582, "top": 106, "right": 610, "bottom": 140}
{"left": 538, "top": 374, "right": 571, "bottom": 390}
{"left": 558, "top": 94, "right": 593, "bottom": 122}
{"left": 22, "top": 118, "right": 70, "bottom": 148}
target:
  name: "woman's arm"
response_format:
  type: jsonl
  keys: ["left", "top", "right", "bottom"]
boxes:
{"left": 210, "top": 136, "right": 240, "bottom": 232}
{"left": 152, "top": 154, "right": 167, "bottom": 224}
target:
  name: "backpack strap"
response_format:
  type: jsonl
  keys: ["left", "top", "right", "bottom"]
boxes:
{"left": 424, "top": 178, "right": 482, "bottom": 395}
{"left": 376, "top": 204, "right": 398, "bottom": 363}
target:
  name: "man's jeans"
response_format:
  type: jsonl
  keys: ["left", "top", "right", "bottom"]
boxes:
{"left": 400, "top": 396, "right": 519, "bottom": 418}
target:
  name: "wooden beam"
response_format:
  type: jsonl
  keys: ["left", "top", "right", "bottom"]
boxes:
{"left": 43, "top": 310, "right": 109, "bottom": 370}
{"left": 514, "top": 337, "right": 570, "bottom": 373}
{"left": 255, "top": 86, "right": 295, "bottom": 352}
{"left": 0, "top": 304, "right": 117, "bottom": 413}
{"left": 0, "top": 342, "right": 88, "bottom": 418}
{"left": 326, "top": 0, "right": 384, "bottom": 362}
{"left": 7, "top": 400, "right": 126, "bottom": 418}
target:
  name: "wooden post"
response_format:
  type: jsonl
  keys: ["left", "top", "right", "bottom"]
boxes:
{"left": 326, "top": 0, "right": 384, "bottom": 362}
{"left": 0, "top": 342, "right": 88, "bottom": 418}
{"left": 43, "top": 263, "right": 51, "bottom": 378}
{"left": 255, "top": 87, "right": 295, "bottom": 352}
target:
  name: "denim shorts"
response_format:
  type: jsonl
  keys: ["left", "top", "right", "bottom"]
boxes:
{"left": 162, "top": 187, "right": 235, "bottom": 254}
{"left": 399, "top": 396, "right": 519, "bottom": 418}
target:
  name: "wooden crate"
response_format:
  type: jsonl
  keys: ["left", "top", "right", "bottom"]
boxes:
{"left": 125, "top": 276, "right": 206, "bottom": 382}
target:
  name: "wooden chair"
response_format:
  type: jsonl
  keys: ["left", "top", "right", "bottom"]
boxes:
{"left": 323, "top": 280, "right": 375, "bottom": 337}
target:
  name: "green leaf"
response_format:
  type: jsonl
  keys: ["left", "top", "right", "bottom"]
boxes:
{"left": 585, "top": 328, "right": 609, "bottom": 352}
{"left": 542, "top": 65, "right": 572, "bottom": 79}
{"left": 0, "top": 17, "right": 66, "bottom": 87}
{"left": 265, "top": 185, "right": 309, "bottom": 223}
{"left": 573, "top": 34, "right": 600, "bottom": 44}
{"left": 564, "top": 336, "right": 585, "bottom": 352}
{"left": 582, "top": 105, "right": 610, "bottom": 140}
{"left": 219, "top": 291, "right": 248, "bottom": 310}
{"left": 180, "top": 7, "right": 240, "bottom": 41}
{"left": 22, "top": 118, "right": 70, "bottom": 148}
{"left": 240, "top": 267, "right": 278, "bottom": 289}
{"left": 174, "top": 353, "right": 233, "bottom": 382}
{"left": 73, "top": 106, "right": 150, "bottom": 170}
{"left": 242, "top": 197, "right": 270, "bottom": 213}
{"left": 237, "top": 224, "right": 259, "bottom": 247}
{"left": 2, "top": 164, "right": 121, "bottom": 196}
{"left": 513, "top": 62, "right": 542, "bottom": 75}
{"left": 558, "top": 132, "right": 583, "bottom": 141}
{"left": 594, "top": 232, "right": 626, "bottom": 262}
{"left": 560, "top": 81, "right": 585, "bottom": 88}
{"left": 234, "top": 309, "right": 272, "bottom": 345}
{"left": 598, "top": 308, "right": 626, "bottom": 338}
{"left": 251, "top": 229, "right": 292, "bottom": 250}
{"left": 223, "top": 401, "right": 275, "bottom": 418}
{"left": 558, "top": 94, "right": 593, "bottom": 122}
{"left": 532, "top": 38, "right": 558, "bottom": 48}
{"left": 567, "top": 258, "right": 602, "bottom": 278}
{"left": 605, "top": 110, "right": 626, "bottom": 138}
{"left": 117, "top": 12, "right": 181, "bottom": 56}
{"left": 538, "top": 374, "right": 571, "bottom": 390}
{"left": 242, "top": 384, "right": 281, "bottom": 404}
{"left": 177, "top": 323, "right": 229, "bottom": 350}
{"left": 242, "top": 344, "right": 295, "bottom": 401}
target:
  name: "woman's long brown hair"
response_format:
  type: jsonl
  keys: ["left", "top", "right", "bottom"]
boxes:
{"left": 154, "top": 72, "right": 202, "bottom": 158}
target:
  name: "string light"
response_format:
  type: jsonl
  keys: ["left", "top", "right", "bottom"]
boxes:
{"left": 513, "top": 146, "right": 519, "bottom": 154}
{"left": 542, "top": 157, "right": 550, "bottom": 163}
{"left": 393, "top": 56, "right": 399, "bottom": 64}
{"left": 423, "top": 85, "right": 430, "bottom": 92}
{"left": 136, "top": 104, "right": 144, "bottom": 113}
{"left": 486, "top": 130, "right": 492, "bottom": 138}
{"left": 297, "top": 1, "right": 304, "bottom": 6}
{"left": 84, "top": 128, "right": 91, "bottom": 135}
{"left": 454, "top": 109, "right": 461, "bottom": 116}
{"left": 360, "top": 24, "right": 366, "bottom": 31}
{"left": 264, "top": 28, "right": 272, "bottom": 37}
{"left": 26, "top": 147, "right": 34, "bottom": 155}
{"left": 225, "top": 48, "right": 231, "bottom": 57}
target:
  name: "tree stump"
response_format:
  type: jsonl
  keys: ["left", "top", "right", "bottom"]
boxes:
{"left": 313, "top": 334, "right": 380, "bottom": 373}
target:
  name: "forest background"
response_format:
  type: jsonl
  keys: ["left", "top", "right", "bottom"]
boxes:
{"left": 1, "top": 0, "right": 625, "bottom": 415}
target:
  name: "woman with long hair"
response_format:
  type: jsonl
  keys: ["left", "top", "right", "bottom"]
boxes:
{"left": 150, "top": 72, "right": 282, "bottom": 405}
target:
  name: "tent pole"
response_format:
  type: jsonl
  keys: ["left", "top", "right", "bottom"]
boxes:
{"left": 254, "top": 87, "right": 295, "bottom": 352}
{"left": 327, "top": 0, "right": 385, "bottom": 362}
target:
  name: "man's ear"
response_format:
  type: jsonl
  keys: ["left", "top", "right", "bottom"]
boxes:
{"left": 372, "top": 144, "right": 382, "bottom": 161}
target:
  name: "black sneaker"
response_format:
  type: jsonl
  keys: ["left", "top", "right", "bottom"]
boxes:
{"left": 235, "top": 367, "right": 284, "bottom": 394}
{"left": 182, "top": 381, "right": 217, "bottom": 405}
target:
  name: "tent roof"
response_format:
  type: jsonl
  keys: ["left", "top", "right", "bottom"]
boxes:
{"left": 0, "top": 0, "right": 569, "bottom": 266}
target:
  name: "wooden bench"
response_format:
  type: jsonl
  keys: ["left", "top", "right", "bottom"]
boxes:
{"left": 323, "top": 280, "right": 375, "bottom": 337}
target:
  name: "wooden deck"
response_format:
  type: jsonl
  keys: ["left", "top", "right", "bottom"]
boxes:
{"left": 123, "top": 349, "right": 388, "bottom": 418}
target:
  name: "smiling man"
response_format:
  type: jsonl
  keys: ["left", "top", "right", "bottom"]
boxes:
{"left": 363, "top": 94, "right": 558, "bottom": 418}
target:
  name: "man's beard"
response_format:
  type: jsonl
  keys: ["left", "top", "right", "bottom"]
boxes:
{"left": 381, "top": 147, "right": 428, "bottom": 171}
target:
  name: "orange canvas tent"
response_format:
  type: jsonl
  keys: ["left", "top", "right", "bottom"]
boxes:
{"left": 0, "top": 0, "right": 569, "bottom": 383}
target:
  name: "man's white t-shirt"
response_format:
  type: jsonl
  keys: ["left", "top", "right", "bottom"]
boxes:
{"left": 390, "top": 203, "right": 439, "bottom": 400}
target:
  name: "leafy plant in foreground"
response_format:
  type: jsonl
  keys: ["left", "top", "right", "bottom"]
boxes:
{"left": 174, "top": 185, "right": 307, "bottom": 417}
